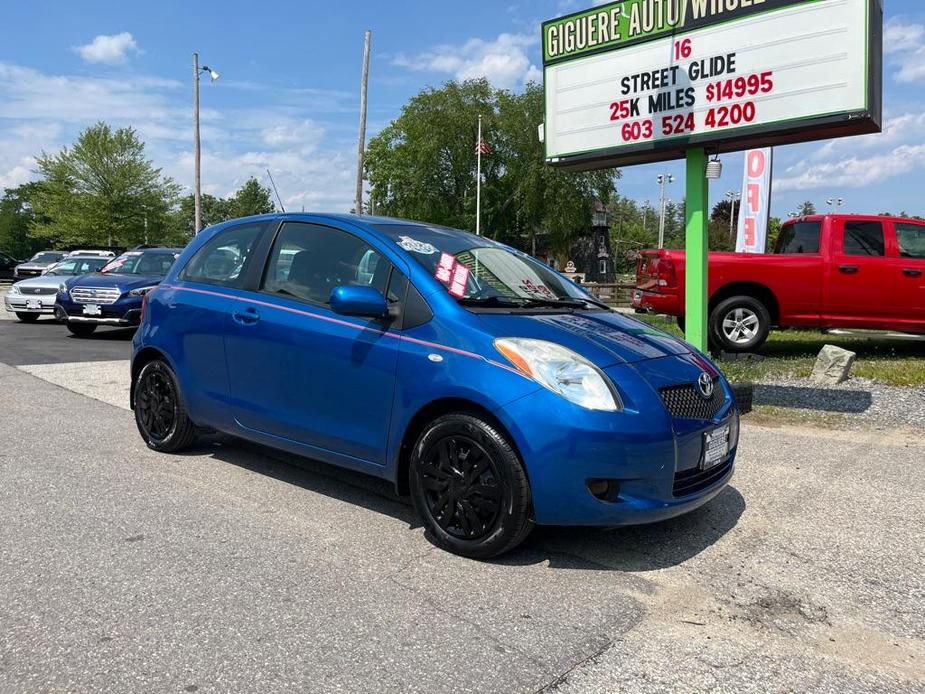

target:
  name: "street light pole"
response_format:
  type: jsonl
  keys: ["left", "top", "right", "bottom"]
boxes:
{"left": 725, "top": 190, "right": 741, "bottom": 240}
{"left": 826, "top": 196, "right": 845, "bottom": 212}
{"left": 657, "top": 174, "right": 674, "bottom": 249}
{"left": 193, "top": 52, "right": 202, "bottom": 234}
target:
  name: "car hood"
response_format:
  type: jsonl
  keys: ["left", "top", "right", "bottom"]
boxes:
{"left": 12, "top": 275, "right": 66, "bottom": 290}
{"left": 65, "top": 273, "right": 164, "bottom": 291}
{"left": 17, "top": 262, "right": 55, "bottom": 270}
{"left": 476, "top": 310, "right": 691, "bottom": 366}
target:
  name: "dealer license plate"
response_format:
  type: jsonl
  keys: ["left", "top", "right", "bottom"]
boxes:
{"left": 82, "top": 304, "right": 101, "bottom": 316}
{"left": 703, "top": 424, "right": 730, "bottom": 470}
{"left": 26, "top": 299, "right": 42, "bottom": 310}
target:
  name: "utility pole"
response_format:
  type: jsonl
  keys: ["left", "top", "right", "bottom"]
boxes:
{"left": 642, "top": 200, "right": 649, "bottom": 233}
{"left": 354, "top": 30, "right": 372, "bottom": 215}
{"left": 725, "top": 190, "right": 741, "bottom": 240}
{"left": 657, "top": 174, "right": 674, "bottom": 248}
{"left": 193, "top": 52, "right": 202, "bottom": 234}
{"left": 476, "top": 114, "right": 483, "bottom": 236}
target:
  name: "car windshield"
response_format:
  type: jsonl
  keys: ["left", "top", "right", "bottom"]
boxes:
{"left": 30, "top": 251, "right": 65, "bottom": 263}
{"left": 47, "top": 258, "right": 108, "bottom": 276}
{"left": 373, "top": 223, "right": 601, "bottom": 309}
{"left": 101, "top": 251, "right": 178, "bottom": 276}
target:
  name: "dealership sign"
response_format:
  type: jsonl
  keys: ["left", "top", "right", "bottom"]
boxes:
{"left": 542, "top": 0, "right": 883, "bottom": 169}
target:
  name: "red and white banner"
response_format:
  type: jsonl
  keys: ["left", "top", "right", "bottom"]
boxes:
{"left": 736, "top": 148, "right": 773, "bottom": 254}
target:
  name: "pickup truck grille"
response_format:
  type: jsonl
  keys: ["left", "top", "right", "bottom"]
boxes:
{"left": 660, "top": 380, "right": 724, "bottom": 420}
{"left": 70, "top": 287, "right": 121, "bottom": 305}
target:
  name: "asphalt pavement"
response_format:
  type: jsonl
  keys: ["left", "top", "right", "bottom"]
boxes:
{"left": 0, "top": 320, "right": 923, "bottom": 692}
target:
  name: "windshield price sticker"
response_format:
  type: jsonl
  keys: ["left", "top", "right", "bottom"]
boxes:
{"left": 449, "top": 264, "right": 470, "bottom": 298}
{"left": 543, "top": 0, "right": 878, "bottom": 168}
{"left": 435, "top": 253, "right": 456, "bottom": 284}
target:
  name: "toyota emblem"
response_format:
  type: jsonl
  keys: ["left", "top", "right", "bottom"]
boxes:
{"left": 697, "top": 372, "right": 714, "bottom": 399}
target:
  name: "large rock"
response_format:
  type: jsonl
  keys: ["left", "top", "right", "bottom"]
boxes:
{"left": 811, "top": 345, "right": 857, "bottom": 385}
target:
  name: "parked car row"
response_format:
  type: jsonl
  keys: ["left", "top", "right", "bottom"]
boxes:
{"left": 0, "top": 248, "right": 118, "bottom": 282}
{"left": 3, "top": 247, "right": 180, "bottom": 336}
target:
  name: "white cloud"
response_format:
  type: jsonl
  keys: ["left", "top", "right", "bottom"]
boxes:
{"left": 394, "top": 32, "right": 541, "bottom": 89}
{"left": 0, "top": 61, "right": 356, "bottom": 211}
{"left": 883, "top": 17, "right": 925, "bottom": 83}
{"left": 73, "top": 32, "right": 140, "bottom": 65}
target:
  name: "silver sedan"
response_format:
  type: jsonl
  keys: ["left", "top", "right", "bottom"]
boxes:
{"left": 4, "top": 256, "right": 109, "bottom": 322}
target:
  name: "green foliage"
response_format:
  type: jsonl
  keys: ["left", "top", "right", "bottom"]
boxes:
{"left": 30, "top": 122, "right": 180, "bottom": 248}
{"left": 170, "top": 178, "right": 275, "bottom": 237}
{"left": 365, "top": 79, "right": 618, "bottom": 259}
{"left": 0, "top": 183, "right": 47, "bottom": 258}
{"left": 797, "top": 200, "right": 816, "bottom": 216}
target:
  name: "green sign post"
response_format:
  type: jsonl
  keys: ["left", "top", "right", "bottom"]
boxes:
{"left": 540, "top": 0, "right": 882, "bottom": 353}
{"left": 684, "top": 148, "right": 708, "bottom": 350}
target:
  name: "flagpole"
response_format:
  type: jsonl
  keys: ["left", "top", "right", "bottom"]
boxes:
{"left": 476, "top": 114, "right": 482, "bottom": 236}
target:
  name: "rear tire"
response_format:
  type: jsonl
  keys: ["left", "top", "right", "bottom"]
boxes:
{"left": 134, "top": 359, "right": 197, "bottom": 453}
{"left": 709, "top": 296, "right": 771, "bottom": 353}
{"left": 409, "top": 413, "right": 533, "bottom": 560}
{"left": 66, "top": 323, "right": 97, "bottom": 337}
{"left": 16, "top": 312, "right": 40, "bottom": 323}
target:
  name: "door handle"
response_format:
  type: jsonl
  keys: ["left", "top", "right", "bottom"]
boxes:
{"left": 232, "top": 307, "right": 260, "bottom": 325}
{"left": 902, "top": 268, "right": 923, "bottom": 278}
{"left": 838, "top": 265, "right": 859, "bottom": 274}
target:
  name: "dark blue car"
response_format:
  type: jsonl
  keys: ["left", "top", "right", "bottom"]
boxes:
{"left": 131, "top": 215, "right": 738, "bottom": 559}
{"left": 56, "top": 248, "right": 181, "bottom": 337}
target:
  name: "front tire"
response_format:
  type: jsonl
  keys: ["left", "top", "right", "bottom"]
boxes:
{"left": 709, "top": 296, "right": 771, "bottom": 353}
{"left": 409, "top": 413, "right": 533, "bottom": 559}
{"left": 134, "top": 359, "right": 197, "bottom": 453}
{"left": 67, "top": 323, "right": 97, "bottom": 337}
{"left": 16, "top": 312, "right": 40, "bottom": 323}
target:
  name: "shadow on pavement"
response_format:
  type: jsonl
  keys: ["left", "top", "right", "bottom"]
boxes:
{"left": 69, "top": 327, "right": 137, "bottom": 341}
{"left": 186, "top": 433, "right": 744, "bottom": 571}
{"left": 754, "top": 384, "right": 873, "bottom": 413}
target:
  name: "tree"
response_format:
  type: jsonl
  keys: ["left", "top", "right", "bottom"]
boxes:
{"left": 0, "top": 183, "right": 47, "bottom": 258}
{"left": 230, "top": 177, "right": 275, "bottom": 218}
{"left": 170, "top": 178, "right": 276, "bottom": 237}
{"left": 365, "top": 79, "right": 618, "bottom": 260}
{"left": 30, "top": 122, "right": 180, "bottom": 248}
{"left": 797, "top": 200, "right": 816, "bottom": 216}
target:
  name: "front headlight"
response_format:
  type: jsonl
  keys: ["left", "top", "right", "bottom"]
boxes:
{"left": 494, "top": 338, "right": 621, "bottom": 412}
{"left": 58, "top": 283, "right": 68, "bottom": 296}
{"left": 129, "top": 285, "right": 157, "bottom": 296}
{"left": 8, "top": 284, "right": 19, "bottom": 295}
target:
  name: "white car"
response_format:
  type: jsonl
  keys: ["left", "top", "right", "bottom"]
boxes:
{"left": 4, "top": 255, "right": 109, "bottom": 322}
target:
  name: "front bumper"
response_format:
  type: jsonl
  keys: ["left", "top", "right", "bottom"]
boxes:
{"left": 55, "top": 294, "right": 143, "bottom": 326}
{"left": 496, "top": 359, "right": 738, "bottom": 527}
{"left": 5, "top": 294, "right": 57, "bottom": 314}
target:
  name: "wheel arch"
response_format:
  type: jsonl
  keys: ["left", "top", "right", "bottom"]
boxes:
{"left": 130, "top": 346, "right": 170, "bottom": 410}
{"left": 709, "top": 282, "right": 780, "bottom": 324}
{"left": 393, "top": 397, "right": 526, "bottom": 496}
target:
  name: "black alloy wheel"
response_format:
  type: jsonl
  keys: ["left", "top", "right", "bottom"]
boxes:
{"left": 134, "top": 360, "right": 197, "bottom": 452}
{"left": 410, "top": 413, "right": 532, "bottom": 559}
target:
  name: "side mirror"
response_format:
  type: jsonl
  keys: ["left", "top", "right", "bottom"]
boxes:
{"left": 329, "top": 285, "right": 388, "bottom": 319}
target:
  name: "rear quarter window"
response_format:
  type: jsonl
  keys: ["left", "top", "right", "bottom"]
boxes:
{"left": 775, "top": 222, "right": 821, "bottom": 254}
{"left": 896, "top": 222, "right": 925, "bottom": 259}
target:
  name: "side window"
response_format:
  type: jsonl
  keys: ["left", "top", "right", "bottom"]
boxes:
{"left": 775, "top": 222, "right": 821, "bottom": 254}
{"left": 181, "top": 223, "right": 264, "bottom": 286}
{"left": 262, "top": 222, "right": 391, "bottom": 305}
{"left": 896, "top": 223, "right": 925, "bottom": 259}
{"left": 843, "top": 221, "right": 884, "bottom": 256}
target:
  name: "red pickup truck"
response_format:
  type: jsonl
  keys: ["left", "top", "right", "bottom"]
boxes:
{"left": 632, "top": 215, "right": 925, "bottom": 352}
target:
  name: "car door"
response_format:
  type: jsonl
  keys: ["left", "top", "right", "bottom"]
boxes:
{"left": 824, "top": 219, "right": 897, "bottom": 328}
{"left": 166, "top": 220, "right": 272, "bottom": 425}
{"left": 891, "top": 220, "right": 925, "bottom": 324}
{"left": 224, "top": 220, "right": 403, "bottom": 466}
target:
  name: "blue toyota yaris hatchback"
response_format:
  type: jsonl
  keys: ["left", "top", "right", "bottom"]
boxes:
{"left": 132, "top": 214, "right": 738, "bottom": 559}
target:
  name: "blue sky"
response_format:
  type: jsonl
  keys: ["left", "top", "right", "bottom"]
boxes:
{"left": 1, "top": 0, "right": 924, "bottom": 221}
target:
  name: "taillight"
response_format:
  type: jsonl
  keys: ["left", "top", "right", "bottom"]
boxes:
{"left": 656, "top": 257, "right": 677, "bottom": 288}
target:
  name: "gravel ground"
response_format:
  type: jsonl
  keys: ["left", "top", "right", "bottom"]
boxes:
{"left": 752, "top": 376, "right": 925, "bottom": 431}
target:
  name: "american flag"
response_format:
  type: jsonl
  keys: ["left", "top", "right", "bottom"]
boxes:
{"left": 476, "top": 137, "right": 492, "bottom": 155}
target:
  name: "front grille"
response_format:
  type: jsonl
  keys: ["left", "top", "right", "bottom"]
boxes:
{"left": 70, "top": 286, "right": 121, "bottom": 305}
{"left": 660, "top": 380, "right": 725, "bottom": 420}
{"left": 673, "top": 458, "right": 733, "bottom": 497}
{"left": 17, "top": 269, "right": 41, "bottom": 278}
{"left": 20, "top": 286, "right": 57, "bottom": 295}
